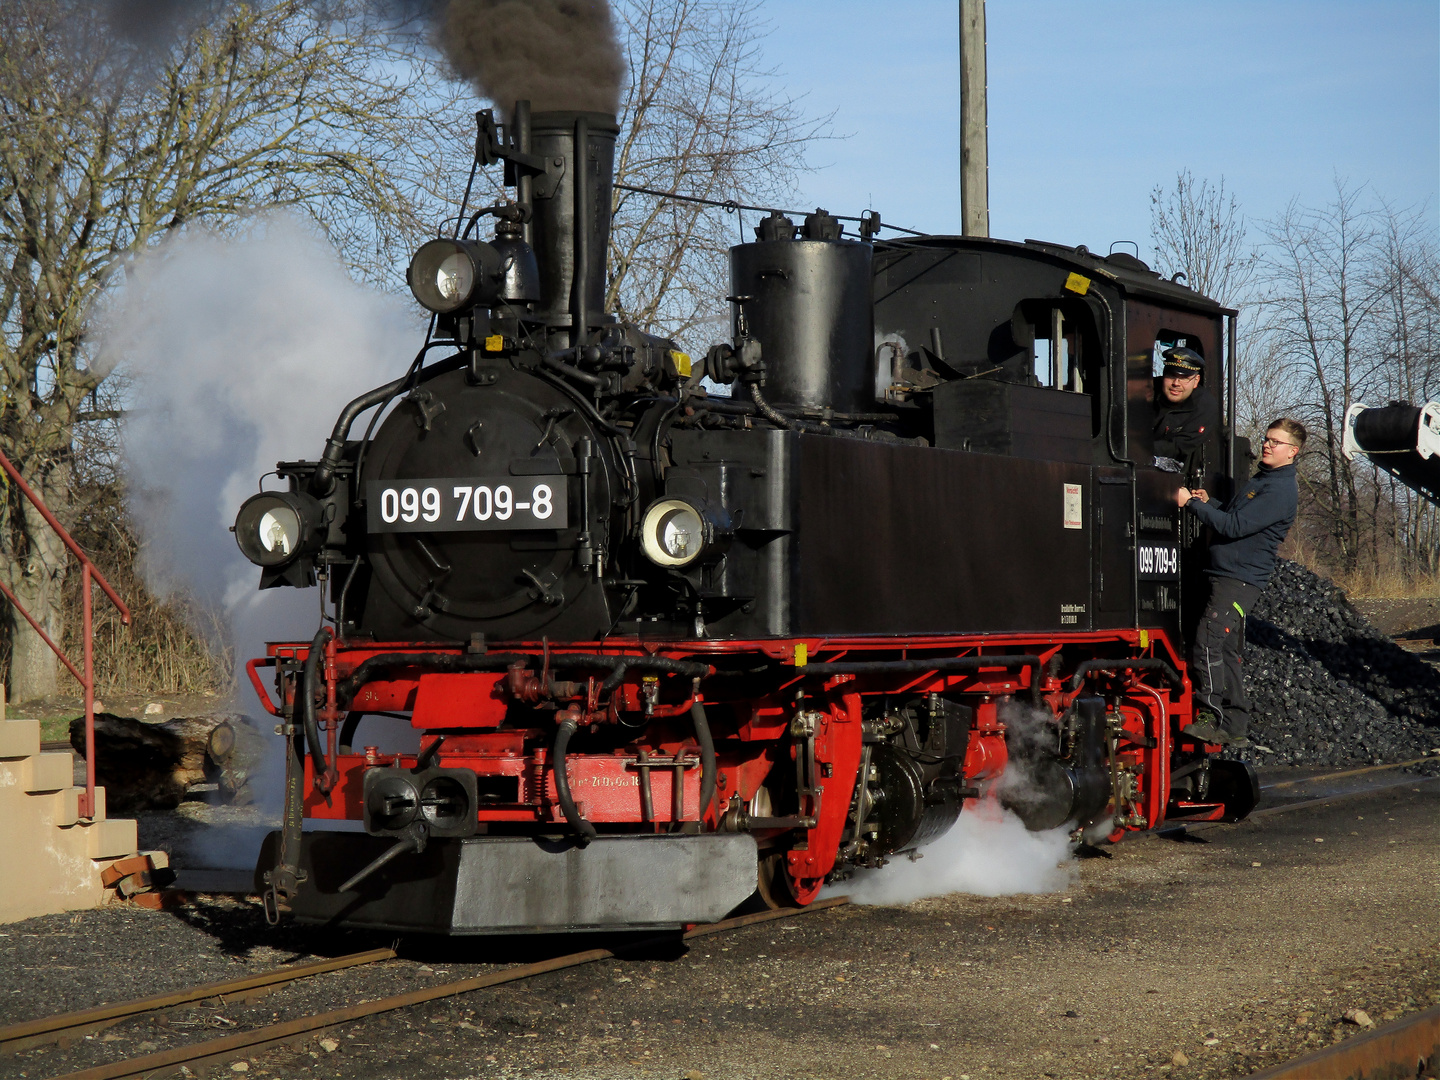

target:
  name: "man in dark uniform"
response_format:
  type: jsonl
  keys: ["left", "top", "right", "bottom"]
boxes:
{"left": 1153, "top": 346, "right": 1220, "bottom": 468}
{"left": 1174, "top": 418, "right": 1306, "bottom": 747}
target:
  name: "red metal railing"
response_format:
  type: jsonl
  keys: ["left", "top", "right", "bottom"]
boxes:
{"left": 0, "top": 448, "right": 129, "bottom": 819}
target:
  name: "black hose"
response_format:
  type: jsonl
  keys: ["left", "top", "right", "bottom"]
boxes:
{"left": 309, "top": 350, "right": 466, "bottom": 497}
{"left": 691, "top": 701, "right": 716, "bottom": 823}
{"left": 542, "top": 351, "right": 608, "bottom": 388}
{"left": 598, "top": 655, "right": 712, "bottom": 693}
{"left": 748, "top": 382, "right": 798, "bottom": 430}
{"left": 1068, "top": 657, "right": 1182, "bottom": 691}
{"left": 693, "top": 396, "right": 896, "bottom": 424}
{"left": 552, "top": 717, "right": 596, "bottom": 843}
{"left": 301, "top": 627, "right": 333, "bottom": 783}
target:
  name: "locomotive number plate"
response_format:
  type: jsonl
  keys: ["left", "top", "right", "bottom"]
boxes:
{"left": 366, "top": 477, "right": 568, "bottom": 532}
{"left": 1137, "top": 542, "right": 1179, "bottom": 578}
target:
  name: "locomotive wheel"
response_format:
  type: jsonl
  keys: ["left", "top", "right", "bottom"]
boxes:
{"left": 756, "top": 851, "right": 822, "bottom": 907}
{"left": 754, "top": 851, "right": 798, "bottom": 910}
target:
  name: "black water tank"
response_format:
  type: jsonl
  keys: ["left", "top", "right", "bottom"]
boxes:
{"left": 730, "top": 228, "right": 874, "bottom": 413}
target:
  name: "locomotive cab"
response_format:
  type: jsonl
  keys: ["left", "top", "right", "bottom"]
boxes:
{"left": 236, "top": 102, "right": 1258, "bottom": 935}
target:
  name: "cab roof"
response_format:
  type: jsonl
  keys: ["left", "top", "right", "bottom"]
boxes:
{"left": 883, "top": 234, "right": 1238, "bottom": 317}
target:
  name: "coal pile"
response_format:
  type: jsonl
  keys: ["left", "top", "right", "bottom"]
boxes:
{"left": 1242, "top": 559, "right": 1440, "bottom": 768}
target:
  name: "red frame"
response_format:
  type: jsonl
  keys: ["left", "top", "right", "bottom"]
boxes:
{"left": 258, "top": 626, "right": 1225, "bottom": 901}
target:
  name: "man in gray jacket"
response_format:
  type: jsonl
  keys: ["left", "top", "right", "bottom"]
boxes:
{"left": 1174, "top": 418, "right": 1306, "bottom": 747}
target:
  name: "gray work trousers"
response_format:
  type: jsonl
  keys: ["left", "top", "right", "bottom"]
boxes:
{"left": 1191, "top": 576, "right": 1261, "bottom": 736}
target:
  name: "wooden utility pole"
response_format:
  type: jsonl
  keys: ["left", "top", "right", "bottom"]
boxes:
{"left": 959, "top": 0, "right": 989, "bottom": 236}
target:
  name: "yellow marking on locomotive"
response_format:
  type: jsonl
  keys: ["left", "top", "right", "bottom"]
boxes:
{"left": 794, "top": 642, "right": 807, "bottom": 667}
{"left": 1064, "top": 272, "right": 1091, "bottom": 295}
{"left": 669, "top": 350, "right": 692, "bottom": 377}
{"left": 484, "top": 334, "right": 505, "bottom": 352}
{"left": 1139, "top": 629, "right": 1150, "bottom": 649}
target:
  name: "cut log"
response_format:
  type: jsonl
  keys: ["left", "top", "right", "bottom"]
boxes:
{"left": 68, "top": 713, "right": 267, "bottom": 812}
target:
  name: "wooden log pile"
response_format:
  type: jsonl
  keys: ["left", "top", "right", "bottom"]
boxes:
{"left": 69, "top": 713, "right": 267, "bottom": 813}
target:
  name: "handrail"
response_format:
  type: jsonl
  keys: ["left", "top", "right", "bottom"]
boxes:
{"left": 0, "top": 448, "right": 130, "bottom": 819}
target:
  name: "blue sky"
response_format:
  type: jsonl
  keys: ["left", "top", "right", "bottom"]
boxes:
{"left": 760, "top": 1, "right": 1439, "bottom": 257}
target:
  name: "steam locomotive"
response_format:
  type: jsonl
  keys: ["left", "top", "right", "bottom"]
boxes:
{"left": 235, "top": 102, "right": 1259, "bottom": 933}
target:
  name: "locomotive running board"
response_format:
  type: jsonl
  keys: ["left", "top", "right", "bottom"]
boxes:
{"left": 255, "top": 831, "right": 759, "bottom": 935}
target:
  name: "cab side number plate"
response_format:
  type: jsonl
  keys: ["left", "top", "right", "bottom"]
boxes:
{"left": 366, "top": 477, "right": 568, "bottom": 532}
{"left": 1137, "top": 542, "right": 1179, "bottom": 578}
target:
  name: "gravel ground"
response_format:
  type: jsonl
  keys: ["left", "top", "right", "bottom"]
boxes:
{"left": 2, "top": 776, "right": 1437, "bottom": 1080}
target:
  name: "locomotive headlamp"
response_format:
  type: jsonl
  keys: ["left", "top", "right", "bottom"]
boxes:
{"left": 408, "top": 238, "right": 503, "bottom": 313}
{"left": 640, "top": 497, "right": 729, "bottom": 569}
{"left": 233, "top": 490, "right": 325, "bottom": 568}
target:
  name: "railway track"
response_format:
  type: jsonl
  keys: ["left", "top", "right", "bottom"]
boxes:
{"left": 1246, "top": 1003, "right": 1440, "bottom": 1080}
{"left": 15, "top": 897, "right": 849, "bottom": 1080}
{"left": 1158, "top": 755, "right": 1439, "bottom": 837}
{"left": 9, "top": 759, "right": 1433, "bottom": 1080}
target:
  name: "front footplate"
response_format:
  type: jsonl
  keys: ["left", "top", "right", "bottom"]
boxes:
{"left": 255, "top": 831, "right": 759, "bottom": 934}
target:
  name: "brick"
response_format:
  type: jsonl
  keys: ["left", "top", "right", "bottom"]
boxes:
{"left": 131, "top": 890, "right": 190, "bottom": 910}
{"left": 22, "top": 752, "right": 72, "bottom": 794}
{"left": 0, "top": 719, "right": 40, "bottom": 760}
{"left": 84, "top": 817, "right": 137, "bottom": 860}
{"left": 115, "top": 872, "right": 153, "bottom": 898}
{"left": 101, "top": 854, "right": 156, "bottom": 888}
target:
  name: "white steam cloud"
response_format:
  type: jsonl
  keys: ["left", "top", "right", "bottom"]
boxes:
{"left": 107, "top": 214, "right": 419, "bottom": 677}
{"left": 832, "top": 802, "right": 1076, "bottom": 906}
{"left": 100, "top": 215, "right": 421, "bottom": 861}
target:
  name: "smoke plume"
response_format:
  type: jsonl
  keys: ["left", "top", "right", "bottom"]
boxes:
{"left": 100, "top": 0, "right": 229, "bottom": 53}
{"left": 831, "top": 803, "right": 1076, "bottom": 906}
{"left": 104, "top": 213, "right": 418, "bottom": 702}
{"left": 430, "top": 0, "right": 626, "bottom": 115}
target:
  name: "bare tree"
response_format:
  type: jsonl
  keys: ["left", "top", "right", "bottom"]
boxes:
{"left": 1148, "top": 170, "right": 1277, "bottom": 447}
{"left": 1258, "top": 180, "right": 1386, "bottom": 574}
{"left": 0, "top": 0, "right": 457, "bottom": 701}
{"left": 606, "top": 0, "right": 831, "bottom": 349}
{"left": 1149, "top": 170, "right": 1258, "bottom": 307}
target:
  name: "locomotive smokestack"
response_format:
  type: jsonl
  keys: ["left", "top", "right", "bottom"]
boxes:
{"left": 527, "top": 109, "right": 619, "bottom": 345}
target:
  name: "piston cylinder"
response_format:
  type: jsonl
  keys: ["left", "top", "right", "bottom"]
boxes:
{"left": 729, "top": 235, "right": 874, "bottom": 413}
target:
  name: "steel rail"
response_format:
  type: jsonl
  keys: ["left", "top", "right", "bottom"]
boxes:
{"left": 52, "top": 897, "right": 850, "bottom": 1080}
{"left": 0, "top": 948, "right": 396, "bottom": 1055}
{"left": 1261, "top": 755, "right": 1435, "bottom": 790}
{"left": 1245, "top": 773, "right": 1440, "bottom": 821}
{"left": 1246, "top": 1002, "right": 1440, "bottom": 1079}
{"left": 1149, "top": 759, "right": 1438, "bottom": 838}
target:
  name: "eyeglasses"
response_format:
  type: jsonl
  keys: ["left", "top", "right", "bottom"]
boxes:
{"left": 1261, "top": 436, "right": 1298, "bottom": 449}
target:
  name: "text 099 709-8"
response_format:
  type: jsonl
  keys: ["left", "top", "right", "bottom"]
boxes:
{"left": 1137, "top": 543, "right": 1179, "bottom": 578}
{"left": 366, "top": 477, "right": 568, "bottom": 533}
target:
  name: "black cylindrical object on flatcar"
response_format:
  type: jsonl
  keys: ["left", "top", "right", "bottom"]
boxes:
{"left": 1350, "top": 403, "right": 1422, "bottom": 453}
{"left": 730, "top": 233, "right": 874, "bottom": 413}
{"left": 1348, "top": 402, "right": 1440, "bottom": 504}
{"left": 528, "top": 111, "right": 618, "bottom": 331}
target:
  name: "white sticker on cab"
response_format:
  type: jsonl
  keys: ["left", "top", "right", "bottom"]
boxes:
{"left": 1063, "top": 483, "right": 1083, "bottom": 529}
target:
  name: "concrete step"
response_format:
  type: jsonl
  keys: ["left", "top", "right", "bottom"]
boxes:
{"left": 0, "top": 719, "right": 149, "bottom": 923}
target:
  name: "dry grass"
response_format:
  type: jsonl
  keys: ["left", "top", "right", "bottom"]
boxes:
{"left": 1283, "top": 535, "right": 1440, "bottom": 600}
{"left": 0, "top": 476, "right": 232, "bottom": 700}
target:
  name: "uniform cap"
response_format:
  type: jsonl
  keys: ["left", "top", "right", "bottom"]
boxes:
{"left": 1161, "top": 346, "right": 1204, "bottom": 377}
